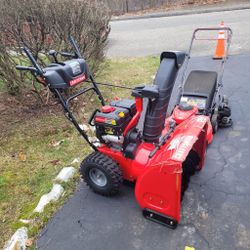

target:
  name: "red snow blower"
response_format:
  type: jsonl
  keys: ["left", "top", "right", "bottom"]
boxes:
{"left": 16, "top": 26, "right": 232, "bottom": 228}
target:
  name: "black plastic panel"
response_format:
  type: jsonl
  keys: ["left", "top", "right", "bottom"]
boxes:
{"left": 43, "top": 58, "right": 89, "bottom": 89}
{"left": 110, "top": 99, "right": 136, "bottom": 116}
{"left": 143, "top": 58, "right": 177, "bottom": 142}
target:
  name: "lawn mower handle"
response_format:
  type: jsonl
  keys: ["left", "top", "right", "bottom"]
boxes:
{"left": 188, "top": 27, "right": 233, "bottom": 56}
{"left": 193, "top": 27, "right": 233, "bottom": 36}
{"left": 179, "top": 26, "right": 233, "bottom": 101}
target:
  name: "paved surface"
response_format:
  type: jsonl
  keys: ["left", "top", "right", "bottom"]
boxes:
{"left": 107, "top": 9, "right": 250, "bottom": 58}
{"left": 37, "top": 53, "right": 250, "bottom": 249}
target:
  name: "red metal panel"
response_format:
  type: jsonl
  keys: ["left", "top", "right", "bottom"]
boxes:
{"left": 98, "top": 106, "right": 211, "bottom": 223}
{"left": 135, "top": 161, "right": 182, "bottom": 222}
{"left": 123, "top": 97, "right": 143, "bottom": 136}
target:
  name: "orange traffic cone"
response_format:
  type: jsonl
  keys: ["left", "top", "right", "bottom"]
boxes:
{"left": 213, "top": 21, "right": 226, "bottom": 59}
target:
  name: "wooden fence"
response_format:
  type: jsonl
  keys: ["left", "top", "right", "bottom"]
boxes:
{"left": 102, "top": 0, "right": 202, "bottom": 14}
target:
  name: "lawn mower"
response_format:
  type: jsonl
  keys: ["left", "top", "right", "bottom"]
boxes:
{"left": 16, "top": 26, "right": 232, "bottom": 229}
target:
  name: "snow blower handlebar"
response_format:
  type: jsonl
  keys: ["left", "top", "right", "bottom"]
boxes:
{"left": 15, "top": 65, "right": 37, "bottom": 72}
{"left": 16, "top": 36, "right": 83, "bottom": 75}
{"left": 47, "top": 36, "right": 82, "bottom": 62}
{"left": 22, "top": 47, "right": 44, "bottom": 75}
{"left": 15, "top": 37, "right": 106, "bottom": 151}
{"left": 69, "top": 35, "right": 82, "bottom": 59}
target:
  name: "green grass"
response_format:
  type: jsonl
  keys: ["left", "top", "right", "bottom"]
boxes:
{"left": 0, "top": 56, "right": 160, "bottom": 248}
{"left": 0, "top": 80, "right": 3, "bottom": 91}
{"left": 96, "top": 56, "right": 159, "bottom": 98}
{"left": 0, "top": 115, "right": 88, "bottom": 247}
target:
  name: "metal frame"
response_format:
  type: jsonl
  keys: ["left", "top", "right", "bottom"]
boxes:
{"left": 179, "top": 27, "right": 233, "bottom": 115}
{"left": 53, "top": 77, "right": 105, "bottom": 151}
{"left": 16, "top": 36, "right": 135, "bottom": 151}
{"left": 52, "top": 76, "right": 134, "bottom": 150}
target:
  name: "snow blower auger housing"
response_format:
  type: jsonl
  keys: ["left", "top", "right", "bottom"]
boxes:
{"left": 16, "top": 27, "right": 232, "bottom": 229}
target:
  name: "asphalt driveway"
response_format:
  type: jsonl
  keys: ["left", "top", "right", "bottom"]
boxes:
{"left": 37, "top": 52, "right": 250, "bottom": 250}
{"left": 107, "top": 9, "right": 250, "bottom": 58}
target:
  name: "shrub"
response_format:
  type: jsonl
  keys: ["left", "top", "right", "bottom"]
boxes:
{"left": 0, "top": 0, "right": 111, "bottom": 95}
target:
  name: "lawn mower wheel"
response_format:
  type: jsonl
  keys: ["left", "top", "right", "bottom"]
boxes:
{"left": 211, "top": 109, "right": 219, "bottom": 134}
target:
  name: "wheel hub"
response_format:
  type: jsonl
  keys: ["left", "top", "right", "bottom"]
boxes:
{"left": 89, "top": 168, "right": 107, "bottom": 187}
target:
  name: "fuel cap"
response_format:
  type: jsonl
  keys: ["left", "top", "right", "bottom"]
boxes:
{"left": 101, "top": 105, "right": 116, "bottom": 113}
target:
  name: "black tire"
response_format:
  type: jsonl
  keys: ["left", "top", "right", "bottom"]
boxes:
{"left": 187, "top": 150, "right": 200, "bottom": 173}
{"left": 181, "top": 171, "right": 190, "bottom": 201}
{"left": 219, "top": 106, "right": 231, "bottom": 119}
{"left": 222, "top": 95, "right": 229, "bottom": 105}
{"left": 181, "top": 150, "right": 200, "bottom": 200}
{"left": 211, "top": 106, "right": 219, "bottom": 134}
{"left": 211, "top": 113, "right": 218, "bottom": 134}
{"left": 80, "top": 152, "right": 123, "bottom": 196}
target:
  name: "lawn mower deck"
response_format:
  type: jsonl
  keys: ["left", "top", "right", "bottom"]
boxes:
{"left": 16, "top": 26, "right": 233, "bottom": 229}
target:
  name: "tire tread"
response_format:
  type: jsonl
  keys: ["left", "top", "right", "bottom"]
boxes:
{"left": 80, "top": 152, "right": 123, "bottom": 196}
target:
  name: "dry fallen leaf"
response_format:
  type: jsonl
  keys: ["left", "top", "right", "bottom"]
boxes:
{"left": 48, "top": 159, "right": 60, "bottom": 165}
{"left": 18, "top": 151, "right": 27, "bottom": 162}
{"left": 25, "top": 238, "right": 33, "bottom": 247}
{"left": 13, "top": 241, "right": 20, "bottom": 250}
{"left": 52, "top": 140, "right": 64, "bottom": 147}
{"left": 49, "top": 139, "right": 56, "bottom": 146}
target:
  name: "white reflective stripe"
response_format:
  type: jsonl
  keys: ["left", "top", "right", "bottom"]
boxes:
{"left": 218, "top": 33, "right": 225, "bottom": 39}
{"left": 217, "top": 22, "right": 225, "bottom": 39}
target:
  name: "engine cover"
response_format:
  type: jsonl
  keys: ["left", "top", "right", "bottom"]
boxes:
{"left": 94, "top": 99, "right": 136, "bottom": 141}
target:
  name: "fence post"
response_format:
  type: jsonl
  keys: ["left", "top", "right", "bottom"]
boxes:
{"left": 125, "top": 0, "right": 129, "bottom": 13}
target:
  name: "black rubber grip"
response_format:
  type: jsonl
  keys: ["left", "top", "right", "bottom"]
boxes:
{"left": 16, "top": 65, "right": 30, "bottom": 70}
{"left": 16, "top": 66, "right": 36, "bottom": 72}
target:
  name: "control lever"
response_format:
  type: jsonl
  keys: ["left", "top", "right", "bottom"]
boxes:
{"left": 149, "top": 119, "right": 176, "bottom": 158}
{"left": 60, "top": 52, "right": 75, "bottom": 58}
{"left": 48, "top": 49, "right": 59, "bottom": 63}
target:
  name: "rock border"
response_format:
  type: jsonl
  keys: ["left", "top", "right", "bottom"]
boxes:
{"left": 4, "top": 163, "right": 78, "bottom": 250}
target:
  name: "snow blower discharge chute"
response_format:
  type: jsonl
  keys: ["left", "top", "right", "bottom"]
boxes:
{"left": 16, "top": 25, "right": 233, "bottom": 228}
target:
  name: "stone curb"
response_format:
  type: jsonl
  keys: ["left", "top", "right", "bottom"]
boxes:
{"left": 34, "top": 183, "right": 64, "bottom": 213}
{"left": 33, "top": 166, "right": 77, "bottom": 213}
{"left": 4, "top": 164, "right": 78, "bottom": 250}
{"left": 111, "top": 4, "right": 250, "bottom": 22}
{"left": 55, "top": 166, "right": 77, "bottom": 183}
{"left": 4, "top": 227, "right": 28, "bottom": 250}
